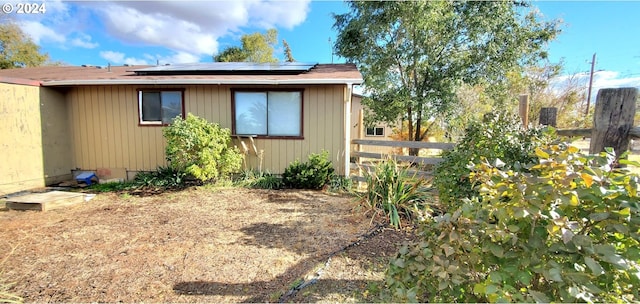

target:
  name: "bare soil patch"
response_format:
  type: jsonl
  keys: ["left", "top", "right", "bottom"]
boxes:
{"left": 0, "top": 187, "right": 413, "bottom": 302}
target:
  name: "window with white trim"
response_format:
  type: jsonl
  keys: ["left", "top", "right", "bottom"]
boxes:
{"left": 138, "top": 90, "right": 184, "bottom": 125}
{"left": 233, "top": 90, "right": 302, "bottom": 137}
{"left": 366, "top": 127, "right": 384, "bottom": 136}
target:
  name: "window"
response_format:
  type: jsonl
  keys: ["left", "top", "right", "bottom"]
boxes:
{"left": 138, "top": 90, "right": 184, "bottom": 125}
{"left": 233, "top": 90, "right": 302, "bottom": 137}
{"left": 366, "top": 127, "right": 385, "bottom": 136}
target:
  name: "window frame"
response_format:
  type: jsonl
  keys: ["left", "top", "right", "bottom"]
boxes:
{"left": 365, "top": 126, "right": 385, "bottom": 137}
{"left": 231, "top": 88, "right": 304, "bottom": 139}
{"left": 137, "top": 88, "right": 186, "bottom": 126}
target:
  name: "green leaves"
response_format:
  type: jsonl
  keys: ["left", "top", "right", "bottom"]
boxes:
{"left": 1, "top": 22, "right": 50, "bottom": 69}
{"left": 434, "top": 111, "right": 552, "bottom": 207}
{"left": 214, "top": 29, "right": 280, "bottom": 63}
{"left": 333, "top": 0, "right": 560, "bottom": 143}
{"left": 163, "top": 114, "right": 243, "bottom": 182}
{"left": 282, "top": 150, "right": 334, "bottom": 190}
{"left": 386, "top": 141, "right": 640, "bottom": 302}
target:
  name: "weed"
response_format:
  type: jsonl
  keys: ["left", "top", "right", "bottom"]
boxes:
{"left": 87, "top": 181, "right": 135, "bottom": 193}
{"left": 235, "top": 170, "right": 283, "bottom": 190}
{"left": 328, "top": 175, "right": 353, "bottom": 193}
{"left": 357, "top": 156, "right": 431, "bottom": 228}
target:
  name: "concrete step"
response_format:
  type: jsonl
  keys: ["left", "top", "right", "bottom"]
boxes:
{"left": 5, "top": 191, "right": 86, "bottom": 211}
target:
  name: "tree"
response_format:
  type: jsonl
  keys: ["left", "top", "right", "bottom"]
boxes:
{"left": 215, "top": 29, "right": 280, "bottom": 63}
{"left": 214, "top": 46, "right": 248, "bottom": 62}
{"left": 333, "top": 1, "right": 560, "bottom": 154}
{"left": 0, "top": 22, "right": 49, "bottom": 69}
{"left": 283, "top": 39, "right": 295, "bottom": 62}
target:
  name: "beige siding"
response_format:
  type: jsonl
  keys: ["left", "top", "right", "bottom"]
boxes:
{"left": 350, "top": 95, "right": 398, "bottom": 154}
{"left": 66, "top": 84, "right": 347, "bottom": 176}
{"left": 0, "top": 83, "right": 45, "bottom": 195}
{"left": 40, "top": 87, "right": 73, "bottom": 184}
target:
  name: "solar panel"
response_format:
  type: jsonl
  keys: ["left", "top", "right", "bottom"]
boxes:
{"left": 132, "top": 62, "right": 318, "bottom": 75}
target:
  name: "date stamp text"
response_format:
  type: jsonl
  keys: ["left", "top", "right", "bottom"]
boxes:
{"left": 2, "top": 2, "right": 46, "bottom": 14}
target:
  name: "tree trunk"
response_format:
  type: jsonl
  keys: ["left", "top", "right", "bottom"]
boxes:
{"left": 589, "top": 88, "right": 637, "bottom": 156}
{"left": 409, "top": 116, "right": 422, "bottom": 156}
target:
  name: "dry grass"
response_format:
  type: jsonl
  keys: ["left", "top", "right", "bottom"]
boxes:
{"left": 0, "top": 187, "right": 400, "bottom": 302}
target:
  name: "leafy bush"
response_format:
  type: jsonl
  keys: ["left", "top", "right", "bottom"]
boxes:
{"left": 385, "top": 143, "right": 640, "bottom": 302}
{"left": 433, "top": 111, "right": 551, "bottom": 207}
{"left": 237, "top": 170, "right": 283, "bottom": 189}
{"left": 282, "top": 150, "right": 334, "bottom": 189}
{"left": 163, "top": 113, "right": 243, "bottom": 182}
{"left": 133, "top": 166, "right": 188, "bottom": 189}
{"left": 328, "top": 174, "right": 353, "bottom": 193}
{"left": 358, "top": 157, "right": 432, "bottom": 228}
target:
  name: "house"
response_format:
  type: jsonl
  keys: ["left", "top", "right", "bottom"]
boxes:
{"left": 350, "top": 93, "right": 400, "bottom": 154}
{"left": 0, "top": 62, "right": 362, "bottom": 195}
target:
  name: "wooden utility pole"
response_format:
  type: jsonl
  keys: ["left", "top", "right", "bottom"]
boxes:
{"left": 519, "top": 94, "right": 529, "bottom": 128}
{"left": 589, "top": 88, "right": 638, "bottom": 155}
{"left": 585, "top": 53, "right": 596, "bottom": 115}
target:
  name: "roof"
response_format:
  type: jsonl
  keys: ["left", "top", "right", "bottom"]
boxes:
{"left": 132, "top": 62, "right": 318, "bottom": 75}
{"left": 0, "top": 63, "right": 363, "bottom": 87}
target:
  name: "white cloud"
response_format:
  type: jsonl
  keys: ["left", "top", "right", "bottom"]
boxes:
{"left": 15, "top": 0, "right": 312, "bottom": 65}
{"left": 99, "top": 51, "right": 125, "bottom": 64}
{"left": 591, "top": 71, "right": 640, "bottom": 91}
{"left": 550, "top": 70, "right": 640, "bottom": 103}
{"left": 95, "top": 1, "right": 311, "bottom": 57}
{"left": 70, "top": 33, "right": 99, "bottom": 49}
{"left": 99, "top": 50, "right": 147, "bottom": 65}
{"left": 100, "top": 50, "right": 202, "bottom": 66}
{"left": 18, "top": 21, "right": 65, "bottom": 44}
{"left": 248, "top": 1, "right": 310, "bottom": 29}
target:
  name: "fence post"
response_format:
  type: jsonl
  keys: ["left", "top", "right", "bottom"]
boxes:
{"left": 519, "top": 94, "right": 529, "bottom": 128}
{"left": 539, "top": 107, "right": 557, "bottom": 127}
{"left": 357, "top": 109, "right": 364, "bottom": 186}
{"left": 589, "top": 88, "right": 638, "bottom": 155}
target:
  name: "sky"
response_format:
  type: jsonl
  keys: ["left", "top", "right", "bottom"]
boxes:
{"left": 5, "top": 0, "right": 640, "bottom": 96}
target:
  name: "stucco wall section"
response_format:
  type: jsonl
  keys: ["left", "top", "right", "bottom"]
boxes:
{"left": 0, "top": 83, "right": 45, "bottom": 195}
{"left": 40, "top": 87, "right": 73, "bottom": 184}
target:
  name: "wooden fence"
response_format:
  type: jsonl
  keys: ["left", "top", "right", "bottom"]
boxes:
{"left": 350, "top": 139, "right": 454, "bottom": 182}
{"left": 350, "top": 87, "right": 639, "bottom": 182}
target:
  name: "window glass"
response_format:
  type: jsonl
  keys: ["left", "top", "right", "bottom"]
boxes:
{"left": 268, "top": 92, "right": 301, "bottom": 136}
{"left": 139, "top": 90, "right": 183, "bottom": 125}
{"left": 234, "top": 90, "right": 302, "bottom": 137}
{"left": 141, "top": 92, "right": 161, "bottom": 122}
{"left": 366, "top": 127, "right": 384, "bottom": 136}
{"left": 161, "top": 91, "right": 183, "bottom": 124}
{"left": 235, "top": 92, "right": 267, "bottom": 135}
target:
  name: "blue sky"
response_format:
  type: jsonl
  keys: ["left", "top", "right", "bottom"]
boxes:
{"left": 7, "top": 0, "right": 640, "bottom": 92}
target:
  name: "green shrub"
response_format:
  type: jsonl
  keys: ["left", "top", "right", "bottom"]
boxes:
{"left": 358, "top": 157, "right": 431, "bottom": 229}
{"left": 433, "top": 111, "right": 551, "bottom": 207}
{"left": 282, "top": 150, "right": 334, "bottom": 189}
{"left": 385, "top": 143, "right": 640, "bottom": 302}
{"left": 328, "top": 174, "right": 353, "bottom": 193}
{"left": 133, "top": 166, "right": 188, "bottom": 189}
{"left": 163, "top": 113, "right": 243, "bottom": 182}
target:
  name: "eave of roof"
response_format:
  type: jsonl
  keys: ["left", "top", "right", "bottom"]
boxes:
{"left": 40, "top": 78, "right": 362, "bottom": 86}
{"left": 0, "top": 63, "right": 363, "bottom": 87}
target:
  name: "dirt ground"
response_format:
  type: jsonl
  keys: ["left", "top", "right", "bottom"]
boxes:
{"left": 0, "top": 187, "right": 415, "bottom": 302}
